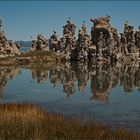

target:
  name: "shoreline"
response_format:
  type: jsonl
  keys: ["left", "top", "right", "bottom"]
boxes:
{"left": 0, "top": 50, "right": 63, "bottom": 66}
{"left": 0, "top": 103, "right": 139, "bottom": 140}
{"left": 0, "top": 50, "right": 140, "bottom": 66}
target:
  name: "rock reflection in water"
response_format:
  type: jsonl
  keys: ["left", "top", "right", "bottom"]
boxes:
{"left": 0, "top": 62, "right": 140, "bottom": 102}
{"left": 73, "top": 62, "right": 89, "bottom": 93}
{"left": 28, "top": 62, "right": 140, "bottom": 103}
{"left": 0, "top": 67, "right": 21, "bottom": 97}
{"left": 32, "top": 69, "right": 49, "bottom": 84}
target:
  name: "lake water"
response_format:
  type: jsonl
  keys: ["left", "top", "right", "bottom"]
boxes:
{"left": 20, "top": 46, "right": 30, "bottom": 52}
{"left": 0, "top": 62, "right": 140, "bottom": 132}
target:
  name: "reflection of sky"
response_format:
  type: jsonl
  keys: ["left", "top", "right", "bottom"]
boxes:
{"left": 0, "top": 1, "right": 140, "bottom": 41}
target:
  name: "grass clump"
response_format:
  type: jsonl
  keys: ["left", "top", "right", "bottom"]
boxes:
{"left": 0, "top": 50, "right": 63, "bottom": 66}
{"left": 20, "top": 50, "right": 60, "bottom": 63}
{"left": 0, "top": 103, "right": 139, "bottom": 140}
{"left": 21, "top": 50, "right": 55, "bottom": 58}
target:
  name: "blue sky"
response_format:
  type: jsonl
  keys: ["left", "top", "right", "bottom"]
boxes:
{"left": 0, "top": 1, "right": 140, "bottom": 41}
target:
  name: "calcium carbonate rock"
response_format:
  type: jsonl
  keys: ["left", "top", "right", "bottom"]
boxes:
{"left": 119, "top": 22, "right": 140, "bottom": 61}
{"left": 31, "top": 34, "right": 49, "bottom": 51}
{"left": 0, "top": 17, "right": 21, "bottom": 57}
{"left": 36, "top": 34, "right": 48, "bottom": 50}
{"left": 1, "top": 15, "right": 140, "bottom": 63}
{"left": 76, "top": 22, "right": 93, "bottom": 61}
{"left": 90, "top": 16, "right": 121, "bottom": 62}
{"left": 49, "top": 31, "right": 59, "bottom": 53}
{"left": 0, "top": 33, "right": 21, "bottom": 57}
{"left": 61, "top": 18, "right": 76, "bottom": 60}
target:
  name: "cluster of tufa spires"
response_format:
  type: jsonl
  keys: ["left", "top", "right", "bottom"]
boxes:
{"left": 0, "top": 17, "right": 21, "bottom": 58}
{"left": 0, "top": 16, "right": 140, "bottom": 62}
{"left": 31, "top": 16, "right": 140, "bottom": 62}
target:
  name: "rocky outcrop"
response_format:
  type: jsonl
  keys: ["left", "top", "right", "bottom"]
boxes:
{"left": 90, "top": 16, "right": 140, "bottom": 62}
{"left": 90, "top": 16, "right": 121, "bottom": 62}
{"left": 49, "top": 31, "right": 59, "bottom": 53}
{"left": 0, "top": 17, "right": 21, "bottom": 58}
{"left": 90, "top": 16, "right": 111, "bottom": 45}
{"left": 31, "top": 34, "right": 49, "bottom": 51}
{"left": 74, "top": 22, "right": 96, "bottom": 61}
{"left": 0, "top": 31, "right": 21, "bottom": 58}
{"left": 1, "top": 16, "right": 140, "bottom": 64}
{"left": 62, "top": 18, "right": 76, "bottom": 60}
{"left": 49, "top": 16, "right": 140, "bottom": 63}
{"left": 119, "top": 22, "right": 140, "bottom": 62}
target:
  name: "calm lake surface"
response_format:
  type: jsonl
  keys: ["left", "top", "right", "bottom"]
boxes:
{"left": 0, "top": 61, "right": 140, "bottom": 132}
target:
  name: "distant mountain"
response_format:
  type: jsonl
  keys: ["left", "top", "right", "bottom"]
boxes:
{"left": 15, "top": 41, "right": 32, "bottom": 47}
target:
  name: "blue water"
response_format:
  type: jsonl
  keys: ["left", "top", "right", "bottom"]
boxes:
{"left": 0, "top": 62, "right": 140, "bottom": 132}
{"left": 20, "top": 47, "right": 30, "bottom": 52}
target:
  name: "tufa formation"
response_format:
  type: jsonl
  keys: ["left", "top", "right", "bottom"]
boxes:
{"left": 0, "top": 16, "right": 140, "bottom": 63}
{"left": 0, "top": 17, "right": 21, "bottom": 58}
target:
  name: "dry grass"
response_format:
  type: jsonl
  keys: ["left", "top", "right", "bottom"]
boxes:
{"left": 0, "top": 51, "right": 60, "bottom": 66}
{"left": 0, "top": 103, "right": 139, "bottom": 140}
{"left": 20, "top": 50, "right": 55, "bottom": 58}
{"left": 0, "top": 57, "right": 15, "bottom": 66}
{"left": 20, "top": 50, "right": 61, "bottom": 63}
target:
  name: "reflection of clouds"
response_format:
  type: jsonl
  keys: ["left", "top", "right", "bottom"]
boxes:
{"left": 28, "top": 62, "right": 140, "bottom": 102}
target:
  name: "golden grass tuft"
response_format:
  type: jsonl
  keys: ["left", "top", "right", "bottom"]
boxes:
{"left": 0, "top": 103, "right": 139, "bottom": 140}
